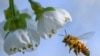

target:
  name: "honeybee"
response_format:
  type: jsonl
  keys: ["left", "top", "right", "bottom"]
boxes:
{"left": 61, "top": 31, "right": 95, "bottom": 56}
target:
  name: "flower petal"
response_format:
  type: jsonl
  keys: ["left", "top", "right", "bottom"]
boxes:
{"left": 26, "top": 19, "right": 40, "bottom": 44}
{"left": 37, "top": 18, "right": 48, "bottom": 38}
{"left": 56, "top": 9, "right": 72, "bottom": 22}
{"left": 27, "top": 28, "right": 40, "bottom": 44}
{"left": 0, "top": 21, "right": 8, "bottom": 39}
{"left": 4, "top": 30, "right": 39, "bottom": 55}
{"left": 4, "top": 30, "right": 28, "bottom": 55}
{"left": 37, "top": 8, "right": 72, "bottom": 38}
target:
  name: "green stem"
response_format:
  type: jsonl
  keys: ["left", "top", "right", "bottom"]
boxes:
{"left": 9, "top": 0, "right": 16, "bottom": 16}
{"left": 28, "top": 0, "right": 43, "bottom": 15}
{"left": 28, "top": 0, "right": 33, "bottom": 3}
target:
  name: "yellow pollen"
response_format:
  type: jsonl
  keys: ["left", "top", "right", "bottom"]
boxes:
{"left": 51, "top": 29, "right": 55, "bottom": 34}
{"left": 13, "top": 48, "right": 17, "bottom": 52}
{"left": 64, "top": 17, "right": 69, "bottom": 22}
{"left": 28, "top": 44, "right": 33, "bottom": 48}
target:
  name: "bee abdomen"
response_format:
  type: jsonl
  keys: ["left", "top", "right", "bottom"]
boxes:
{"left": 81, "top": 47, "right": 90, "bottom": 56}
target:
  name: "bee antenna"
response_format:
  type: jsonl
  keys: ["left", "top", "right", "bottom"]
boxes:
{"left": 58, "top": 29, "right": 67, "bottom": 36}
{"left": 58, "top": 34, "right": 64, "bottom": 36}
{"left": 64, "top": 29, "right": 67, "bottom": 35}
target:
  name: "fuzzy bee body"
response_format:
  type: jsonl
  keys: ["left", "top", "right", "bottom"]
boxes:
{"left": 62, "top": 32, "right": 95, "bottom": 56}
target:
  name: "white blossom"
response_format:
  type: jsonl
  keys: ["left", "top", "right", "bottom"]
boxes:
{"left": 0, "top": 18, "right": 40, "bottom": 55}
{"left": 37, "top": 8, "right": 72, "bottom": 38}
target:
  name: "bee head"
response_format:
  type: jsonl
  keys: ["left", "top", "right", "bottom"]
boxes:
{"left": 62, "top": 34, "right": 70, "bottom": 43}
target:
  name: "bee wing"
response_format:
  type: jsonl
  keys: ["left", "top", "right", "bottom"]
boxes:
{"left": 78, "top": 32, "right": 95, "bottom": 44}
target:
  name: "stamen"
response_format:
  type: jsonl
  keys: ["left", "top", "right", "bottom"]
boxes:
{"left": 10, "top": 48, "right": 13, "bottom": 51}
{"left": 22, "top": 52, "right": 25, "bottom": 54}
{"left": 31, "top": 48, "right": 34, "bottom": 50}
{"left": 13, "top": 48, "right": 17, "bottom": 52}
{"left": 48, "top": 34, "right": 52, "bottom": 38}
{"left": 35, "top": 44, "right": 38, "bottom": 47}
{"left": 18, "top": 49, "right": 21, "bottom": 52}
{"left": 51, "top": 29, "right": 55, "bottom": 34}
{"left": 28, "top": 44, "right": 33, "bottom": 48}
{"left": 64, "top": 17, "right": 69, "bottom": 22}
{"left": 64, "top": 18, "right": 67, "bottom": 22}
{"left": 23, "top": 47, "right": 26, "bottom": 50}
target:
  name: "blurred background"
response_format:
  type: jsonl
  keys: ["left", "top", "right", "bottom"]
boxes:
{"left": 0, "top": 0, "right": 100, "bottom": 56}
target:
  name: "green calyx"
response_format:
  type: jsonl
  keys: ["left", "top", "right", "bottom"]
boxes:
{"left": 4, "top": 0, "right": 31, "bottom": 32}
{"left": 28, "top": 0, "right": 55, "bottom": 21}
{"left": 43, "top": 7, "right": 55, "bottom": 12}
{"left": 28, "top": 0, "right": 43, "bottom": 14}
{"left": 4, "top": 13, "right": 31, "bottom": 32}
{"left": 35, "top": 7, "right": 55, "bottom": 21}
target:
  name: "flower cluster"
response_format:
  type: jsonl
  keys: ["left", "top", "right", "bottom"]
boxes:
{"left": 0, "top": 0, "right": 72, "bottom": 55}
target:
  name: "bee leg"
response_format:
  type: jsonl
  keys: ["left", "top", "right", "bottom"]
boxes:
{"left": 69, "top": 47, "right": 72, "bottom": 53}
{"left": 77, "top": 47, "right": 81, "bottom": 54}
{"left": 65, "top": 44, "right": 67, "bottom": 46}
{"left": 74, "top": 50, "right": 78, "bottom": 56}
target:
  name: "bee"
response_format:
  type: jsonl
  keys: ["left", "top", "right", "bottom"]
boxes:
{"left": 60, "top": 30, "right": 95, "bottom": 56}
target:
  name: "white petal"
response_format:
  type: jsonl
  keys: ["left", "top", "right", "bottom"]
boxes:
{"left": 37, "top": 18, "right": 48, "bottom": 39}
{"left": 18, "top": 30, "right": 32, "bottom": 44}
{"left": 56, "top": 9, "right": 72, "bottom": 20}
{"left": 4, "top": 30, "right": 28, "bottom": 55}
{"left": 37, "top": 8, "right": 72, "bottom": 38}
{"left": 0, "top": 21, "right": 8, "bottom": 39}
{"left": 26, "top": 18, "right": 37, "bottom": 29}
{"left": 27, "top": 28, "right": 40, "bottom": 44}
{"left": 26, "top": 19, "right": 40, "bottom": 44}
{"left": 4, "top": 30, "right": 38, "bottom": 55}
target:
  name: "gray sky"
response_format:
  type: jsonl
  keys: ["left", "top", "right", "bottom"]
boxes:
{"left": 0, "top": 0, "right": 100, "bottom": 56}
